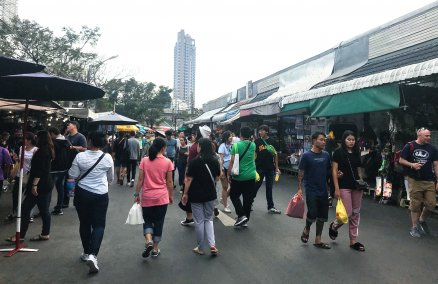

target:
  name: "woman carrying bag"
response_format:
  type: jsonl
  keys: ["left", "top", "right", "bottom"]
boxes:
{"left": 69, "top": 132, "right": 114, "bottom": 273}
{"left": 328, "top": 130, "right": 366, "bottom": 252}
{"left": 134, "top": 137, "right": 173, "bottom": 259}
{"left": 182, "top": 138, "right": 221, "bottom": 255}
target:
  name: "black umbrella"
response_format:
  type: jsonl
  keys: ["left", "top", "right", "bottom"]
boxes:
{"left": 0, "top": 72, "right": 104, "bottom": 257}
{"left": 0, "top": 56, "right": 45, "bottom": 76}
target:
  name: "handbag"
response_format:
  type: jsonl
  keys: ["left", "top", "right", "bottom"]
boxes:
{"left": 345, "top": 153, "right": 368, "bottom": 191}
{"left": 125, "top": 203, "right": 144, "bottom": 225}
{"left": 230, "top": 141, "right": 252, "bottom": 176}
{"left": 285, "top": 193, "right": 305, "bottom": 218}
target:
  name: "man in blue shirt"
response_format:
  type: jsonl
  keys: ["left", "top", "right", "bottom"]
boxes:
{"left": 297, "top": 132, "right": 331, "bottom": 249}
{"left": 165, "top": 130, "right": 178, "bottom": 187}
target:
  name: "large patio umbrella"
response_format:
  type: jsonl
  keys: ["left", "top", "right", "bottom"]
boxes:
{"left": 0, "top": 56, "right": 45, "bottom": 76}
{"left": 89, "top": 111, "right": 138, "bottom": 125}
{"left": 0, "top": 99, "right": 64, "bottom": 112}
{"left": 0, "top": 72, "right": 104, "bottom": 257}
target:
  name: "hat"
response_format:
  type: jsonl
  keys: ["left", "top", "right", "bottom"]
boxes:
{"left": 199, "top": 125, "right": 211, "bottom": 138}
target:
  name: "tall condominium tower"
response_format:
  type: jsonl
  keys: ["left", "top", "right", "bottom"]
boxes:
{"left": 0, "top": 0, "right": 18, "bottom": 23}
{"left": 173, "top": 30, "right": 196, "bottom": 113}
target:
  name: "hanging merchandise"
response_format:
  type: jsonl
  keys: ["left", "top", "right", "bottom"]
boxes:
{"left": 383, "top": 181, "right": 393, "bottom": 198}
{"left": 375, "top": 176, "right": 382, "bottom": 197}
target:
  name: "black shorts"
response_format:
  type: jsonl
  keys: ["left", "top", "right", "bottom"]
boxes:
{"left": 305, "top": 195, "right": 329, "bottom": 223}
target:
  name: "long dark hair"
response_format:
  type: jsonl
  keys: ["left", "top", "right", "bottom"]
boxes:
{"left": 198, "top": 138, "right": 215, "bottom": 161}
{"left": 24, "top": 132, "right": 37, "bottom": 146}
{"left": 341, "top": 130, "right": 359, "bottom": 155}
{"left": 222, "top": 131, "right": 231, "bottom": 145}
{"left": 149, "top": 137, "right": 166, "bottom": 161}
{"left": 36, "top": 130, "right": 55, "bottom": 159}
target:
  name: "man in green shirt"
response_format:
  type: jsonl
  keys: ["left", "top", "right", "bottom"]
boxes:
{"left": 227, "top": 127, "right": 256, "bottom": 228}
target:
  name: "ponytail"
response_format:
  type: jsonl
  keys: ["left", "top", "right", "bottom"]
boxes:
{"left": 149, "top": 137, "right": 166, "bottom": 161}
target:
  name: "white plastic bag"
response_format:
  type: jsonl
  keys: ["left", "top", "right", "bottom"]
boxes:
{"left": 125, "top": 203, "right": 144, "bottom": 225}
{"left": 231, "top": 144, "right": 240, "bottom": 175}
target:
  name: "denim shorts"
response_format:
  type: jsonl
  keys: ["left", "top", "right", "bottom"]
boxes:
{"left": 305, "top": 195, "right": 329, "bottom": 223}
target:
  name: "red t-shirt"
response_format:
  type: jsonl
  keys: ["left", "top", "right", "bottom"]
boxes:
{"left": 139, "top": 156, "right": 174, "bottom": 207}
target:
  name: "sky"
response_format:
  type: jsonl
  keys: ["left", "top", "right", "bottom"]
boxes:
{"left": 18, "top": 0, "right": 436, "bottom": 108}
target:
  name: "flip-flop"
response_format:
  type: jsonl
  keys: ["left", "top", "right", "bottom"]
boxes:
{"left": 5, "top": 236, "right": 24, "bottom": 243}
{"left": 30, "top": 234, "right": 49, "bottom": 241}
{"left": 328, "top": 222, "right": 338, "bottom": 240}
{"left": 301, "top": 228, "right": 309, "bottom": 243}
{"left": 350, "top": 242, "right": 365, "bottom": 252}
{"left": 313, "top": 242, "right": 331, "bottom": 249}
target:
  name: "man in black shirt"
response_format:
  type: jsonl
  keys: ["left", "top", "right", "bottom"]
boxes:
{"left": 399, "top": 128, "right": 438, "bottom": 238}
{"left": 254, "top": 125, "right": 281, "bottom": 214}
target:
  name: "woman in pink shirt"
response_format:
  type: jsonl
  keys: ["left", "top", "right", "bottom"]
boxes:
{"left": 134, "top": 138, "right": 174, "bottom": 258}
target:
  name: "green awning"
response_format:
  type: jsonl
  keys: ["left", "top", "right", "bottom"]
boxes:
{"left": 310, "top": 84, "right": 400, "bottom": 117}
{"left": 281, "top": 100, "right": 310, "bottom": 112}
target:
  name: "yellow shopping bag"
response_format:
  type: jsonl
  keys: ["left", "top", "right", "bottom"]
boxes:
{"left": 336, "top": 199, "right": 348, "bottom": 224}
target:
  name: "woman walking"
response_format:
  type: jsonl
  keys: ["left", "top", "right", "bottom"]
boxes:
{"left": 218, "top": 131, "right": 232, "bottom": 213}
{"left": 5, "top": 132, "right": 37, "bottom": 221}
{"left": 329, "top": 130, "right": 365, "bottom": 252}
{"left": 69, "top": 132, "right": 114, "bottom": 273}
{"left": 176, "top": 136, "right": 189, "bottom": 193}
{"left": 134, "top": 137, "right": 173, "bottom": 259}
{"left": 182, "top": 138, "right": 220, "bottom": 255}
{"left": 6, "top": 131, "right": 53, "bottom": 243}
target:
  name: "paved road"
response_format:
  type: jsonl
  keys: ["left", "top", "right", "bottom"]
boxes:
{"left": 1, "top": 173, "right": 438, "bottom": 284}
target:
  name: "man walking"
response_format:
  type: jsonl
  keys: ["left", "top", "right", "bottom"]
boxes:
{"left": 49, "top": 127, "right": 72, "bottom": 215}
{"left": 165, "top": 130, "right": 178, "bottom": 187}
{"left": 297, "top": 132, "right": 331, "bottom": 249}
{"left": 227, "top": 127, "right": 257, "bottom": 228}
{"left": 64, "top": 121, "right": 87, "bottom": 207}
{"left": 126, "top": 131, "right": 140, "bottom": 187}
{"left": 399, "top": 128, "right": 438, "bottom": 237}
{"left": 254, "top": 125, "right": 281, "bottom": 214}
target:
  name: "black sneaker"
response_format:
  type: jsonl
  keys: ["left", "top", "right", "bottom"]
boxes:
{"left": 214, "top": 208, "right": 220, "bottom": 217}
{"left": 234, "top": 216, "right": 248, "bottom": 227}
{"left": 51, "top": 210, "right": 64, "bottom": 216}
{"left": 418, "top": 221, "right": 431, "bottom": 235}
{"left": 180, "top": 218, "right": 194, "bottom": 226}
{"left": 151, "top": 249, "right": 160, "bottom": 257}
{"left": 142, "top": 242, "right": 153, "bottom": 258}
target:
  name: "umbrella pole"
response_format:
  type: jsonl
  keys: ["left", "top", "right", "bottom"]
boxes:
{"left": 1, "top": 98, "right": 38, "bottom": 256}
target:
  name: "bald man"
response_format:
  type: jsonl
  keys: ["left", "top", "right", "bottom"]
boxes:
{"left": 399, "top": 128, "right": 438, "bottom": 238}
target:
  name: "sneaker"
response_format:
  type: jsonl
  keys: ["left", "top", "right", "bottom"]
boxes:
{"left": 180, "top": 218, "right": 195, "bottom": 226}
{"left": 151, "top": 249, "right": 160, "bottom": 257}
{"left": 193, "top": 246, "right": 204, "bottom": 255}
{"left": 214, "top": 208, "right": 220, "bottom": 217}
{"left": 268, "top": 207, "right": 281, "bottom": 214}
{"left": 29, "top": 217, "right": 34, "bottom": 223}
{"left": 80, "top": 253, "right": 89, "bottom": 262}
{"left": 210, "top": 246, "right": 219, "bottom": 255}
{"left": 51, "top": 210, "right": 63, "bottom": 216}
{"left": 410, "top": 226, "right": 422, "bottom": 238}
{"left": 418, "top": 221, "right": 430, "bottom": 235}
{"left": 234, "top": 216, "right": 248, "bottom": 227}
{"left": 130, "top": 179, "right": 135, "bottom": 188}
{"left": 242, "top": 223, "right": 248, "bottom": 228}
{"left": 142, "top": 242, "right": 153, "bottom": 258}
{"left": 86, "top": 254, "right": 99, "bottom": 273}
{"left": 223, "top": 206, "right": 231, "bottom": 213}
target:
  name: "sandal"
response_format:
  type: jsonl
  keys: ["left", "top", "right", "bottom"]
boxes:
{"left": 350, "top": 242, "right": 365, "bottom": 252}
{"left": 313, "top": 242, "right": 331, "bottom": 249}
{"left": 5, "top": 235, "right": 24, "bottom": 243}
{"left": 30, "top": 234, "right": 49, "bottom": 241}
{"left": 328, "top": 222, "right": 338, "bottom": 240}
{"left": 301, "top": 228, "right": 309, "bottom": 243}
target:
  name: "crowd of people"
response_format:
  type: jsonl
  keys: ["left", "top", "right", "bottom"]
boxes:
{"left": 0, "top": 121, "right": 437, "bottom": 274}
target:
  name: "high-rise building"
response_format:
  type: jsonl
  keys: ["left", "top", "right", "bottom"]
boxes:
{"left": 0, "top": 0, "right": 18, "bottom": 23}
{"left": 173, "top": 29, "right": 196, "bottom": 113}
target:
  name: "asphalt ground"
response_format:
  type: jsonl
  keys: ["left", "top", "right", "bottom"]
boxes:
{"left": 0, "top": 172, "right": 438, "bottom": 284}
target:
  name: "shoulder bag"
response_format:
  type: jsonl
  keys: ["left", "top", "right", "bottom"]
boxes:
{"left": 345, "top": 152, "right": 367, "bottom": 191}
{"left": 231, "top": 141, "right": 252, "bottom": 175}
{"left": 76, "top": 153, "right": 106, "bottom": 186}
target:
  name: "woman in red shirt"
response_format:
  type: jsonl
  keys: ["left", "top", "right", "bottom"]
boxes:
{"left": 134, "top": 138, "right": 173, "bottom": 258}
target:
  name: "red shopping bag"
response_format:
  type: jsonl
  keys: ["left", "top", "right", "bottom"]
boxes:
{"left": 285, "top": 193, "right": 305, "bottom": 218}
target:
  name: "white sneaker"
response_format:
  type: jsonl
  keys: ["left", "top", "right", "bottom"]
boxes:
{"left": 223, "top": 206, "right": 231, "bottom": 213}
{"left": 80, "top": 253, "right": 89, "bottom": 262}
{"left": 86, "top": 254, "right": 99, "bottom": 273}
{"left": 130, "top": 179, "right": 135, "bottom": 187}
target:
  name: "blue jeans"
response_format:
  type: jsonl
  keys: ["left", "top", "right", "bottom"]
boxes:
{"left": 51, "top": 172, "right": 66, "bottom": 211}
{"left": 142, "top": 204, "right": 168, "bottom": 242}
{"left": 254, "top": 169, "right": 275, "bottom": 209}
{"left": 74, "top": 188, "right": 109, "bottom": 256}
